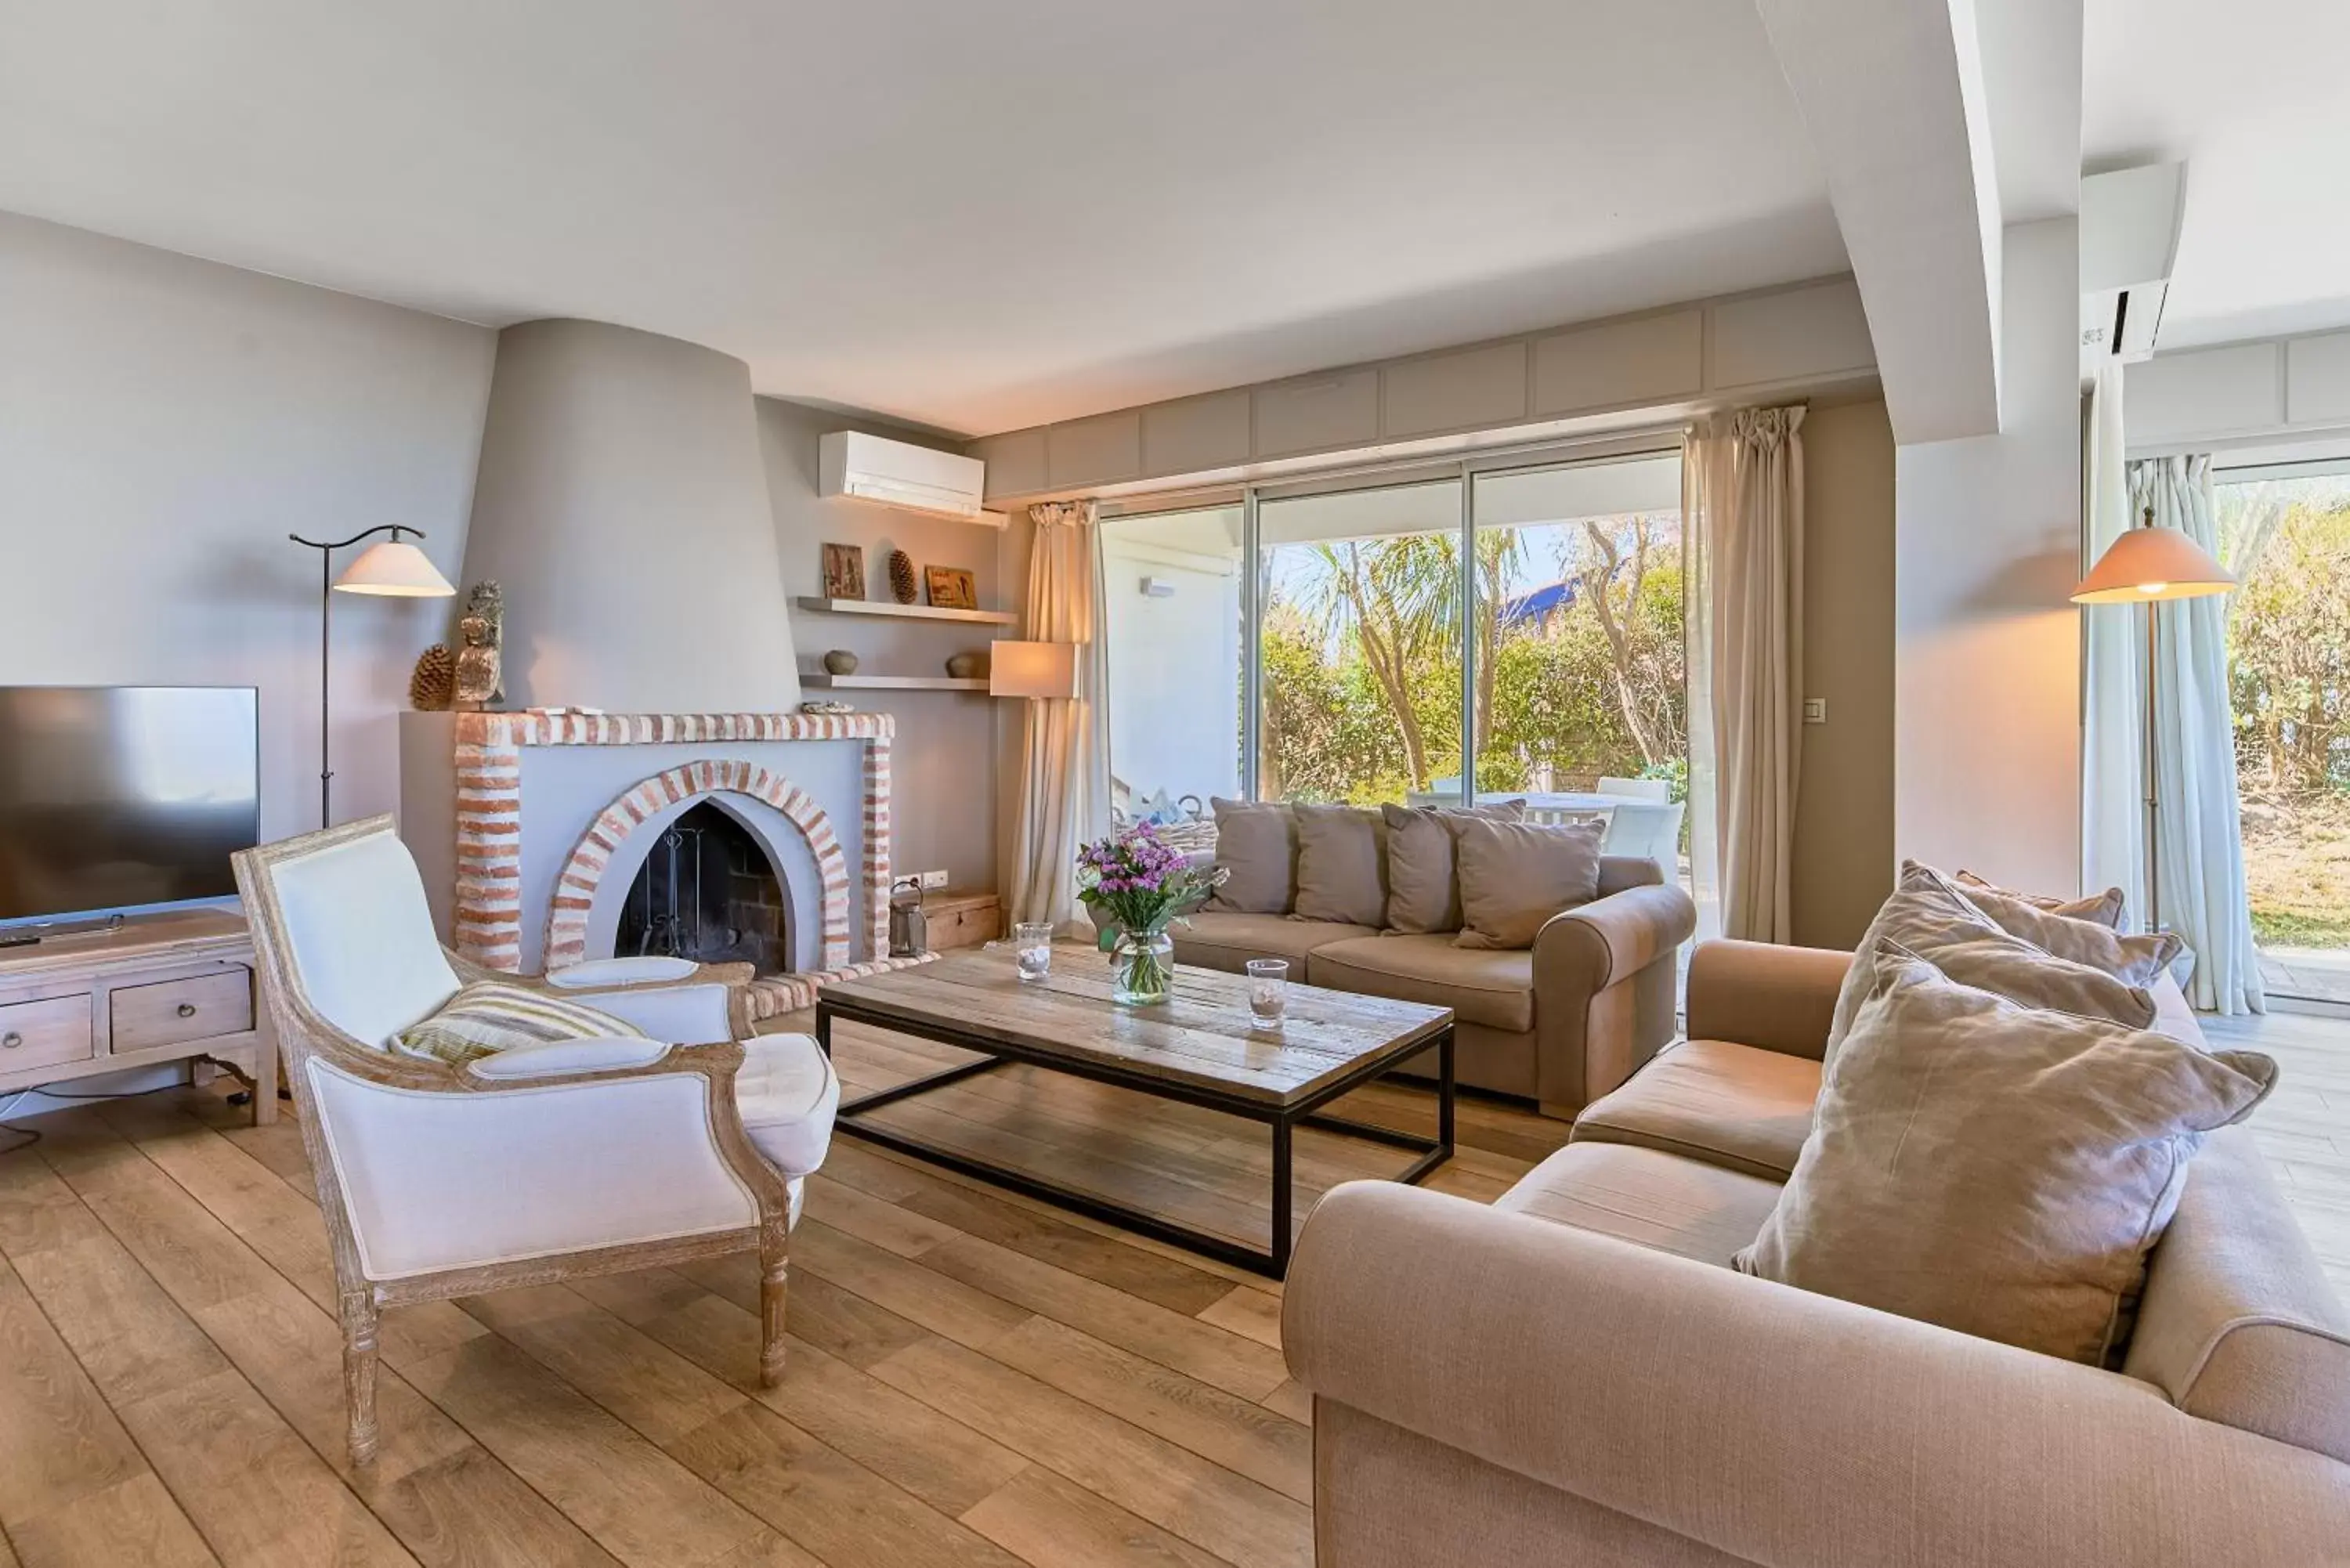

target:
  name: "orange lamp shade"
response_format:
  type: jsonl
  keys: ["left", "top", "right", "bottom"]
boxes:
{"left": 989, "top": 641, "right": 1079, "bottom": 699}
{"left": 2071, "top": 525, "right": 2235, "bottom": 605}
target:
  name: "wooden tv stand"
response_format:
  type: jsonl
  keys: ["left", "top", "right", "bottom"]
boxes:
{"left": 0, "top": 907, "right": 277, "bottom": 1125}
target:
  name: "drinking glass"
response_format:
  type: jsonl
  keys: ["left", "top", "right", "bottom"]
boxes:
{"left": 1014, "top": 922, "right": 1054, "bottom": 981}
{"left": 1246, "top": 958, "right": 1289, "bottom": 1027}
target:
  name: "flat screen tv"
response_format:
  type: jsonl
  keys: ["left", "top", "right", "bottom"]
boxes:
{"left": 0, "top": 686, "right": 260, "bottom": 928}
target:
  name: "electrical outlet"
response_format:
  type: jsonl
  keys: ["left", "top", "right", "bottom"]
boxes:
{"left": 1802, "top": 697, "right": 1828, "bottom": 724}
{"left": 918, "top": 869, "right": 949, "bottom": 891}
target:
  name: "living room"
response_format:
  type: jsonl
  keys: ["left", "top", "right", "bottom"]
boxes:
{"left": 1, "top": 2, "right": 2345, "bottom": 1565}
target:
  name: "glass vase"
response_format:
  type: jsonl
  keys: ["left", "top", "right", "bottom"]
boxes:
{"left": 1112, "top": 927, "right": 1176, "bottom": 1005}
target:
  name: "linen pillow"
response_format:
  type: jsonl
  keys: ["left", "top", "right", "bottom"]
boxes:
{"left": 1452, "top": 818, "right": 1606, "bottom": 949}
{"left": 1956, "top": 869, "right": 2127, "bottom": 930}
{"left": 1380, "top": 800, "right": 1526, "bottom": 934}
{"left": 1204, "top": 799, "right": 1297, "bottom": 914}
{"left": 393, "top": 981, "right": 647, "bottom": 1068}
{"left": 1736, "top": 950, "right": 2275, "bottom": 1366}
{"left": 1824, "top": 861, "right": 2008, "bottom": 1061}
{"left": 1290, "top": 803, "right": 1390, "bottom": 927}
{"left": 1883, "top": 932, "right": 2158, "bottom": 1031}
{"left": 1926, "top": 861, "right": 2183, "bottom": 984}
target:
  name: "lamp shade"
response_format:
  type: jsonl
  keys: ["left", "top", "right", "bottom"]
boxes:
{"left": 989, "top": 640, "right": 1079, "bottom": 699}
{"left": 2072, "top": 525, "right": 2234, "bottom": 604}
{"left": 335, "top": 540, "right": 456, "bottom": 597}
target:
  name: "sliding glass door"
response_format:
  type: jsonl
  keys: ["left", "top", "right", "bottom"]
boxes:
{"left": 1096, "top": 444, "right": 1689, "bottom": 885}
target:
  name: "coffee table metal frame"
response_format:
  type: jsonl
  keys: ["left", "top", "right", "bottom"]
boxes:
{"left": 812, "top": 996, "right": 1455, "bottom": 1278}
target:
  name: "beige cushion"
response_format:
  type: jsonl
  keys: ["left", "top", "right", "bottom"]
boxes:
{"left": 1828, "top": 862, "right": 2154, "bottom": 1062}
{"left": 1571, "top": 1039, "right": 1823, "bottom": 1180}
{"left": 1497, "top": 1141, "right": 1785, "bottom": 1266}
{"left": 1380, "top": 800, "right": 1522, "bottom": 934}
{"left": 1453, "top": 818, "right": 1605, "bottom": 950}
{"left": 1738, "top": 950, "right": 2278, "bottom": 1366}
{"left": 393, "top": 981, "right": 646, "bottom": 1068}
{"left": 1291, "top": 803, "right": 1390, "bottom": 927}
{"left": 1307, "top": 934, "right": 1534, "bottom": 1032}
{"left": 1957, "top": 868, "right": 2127, "bottom": 930}
{"left": 1203, "top": 799, "right": 1296, "bottom": 914}
{"left": 1171, "top": 911, "right": 1376, "bottom": 973}
{"left": 1926, "top": 861, "right": 2183, "bottom": 984}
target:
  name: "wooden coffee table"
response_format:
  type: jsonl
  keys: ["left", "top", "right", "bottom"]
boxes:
{"left": 815, "top": 945, "right": 1455, "bottom": 1277}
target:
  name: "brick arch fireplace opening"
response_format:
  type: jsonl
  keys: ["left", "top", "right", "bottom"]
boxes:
{"left": 614, "top": 799, "right": 794, "bottom": 973}
{"left": 545, "top": 760, "right": 854, "bottom": 976}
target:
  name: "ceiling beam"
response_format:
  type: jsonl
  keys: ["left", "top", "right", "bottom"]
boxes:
{"left": 1753, "top": 0, "right": 2003, "bottom": 442}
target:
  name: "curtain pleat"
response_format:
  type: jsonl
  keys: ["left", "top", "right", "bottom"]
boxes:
{"left": 1684, "top": 406, "right": 1805, "bottom": 944}
{"left": 1007, "top": 500, "right": 1112, "bottom": 929}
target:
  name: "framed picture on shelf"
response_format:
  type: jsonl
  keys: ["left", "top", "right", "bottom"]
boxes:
{"left": 821, "top": 543, "right": 866, "bottom": 601}
{"left": 925, "top": 566, "right": 978, "bottom": 610}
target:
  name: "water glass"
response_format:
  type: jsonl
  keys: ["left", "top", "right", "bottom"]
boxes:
{"left": 1246, "top": 958, "right": 1289, "bottom": 1027}
{"left": 1014, "top": 922, "right": 1054, "bottom": 981}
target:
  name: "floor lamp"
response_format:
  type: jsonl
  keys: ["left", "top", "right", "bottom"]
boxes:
{"left": 2071, "top": 506, "right": 2236, "bottom": 934}
{"left": 289, "top": 526, "right": 455, "bottom": 828}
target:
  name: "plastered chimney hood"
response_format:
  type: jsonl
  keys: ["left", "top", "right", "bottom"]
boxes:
{"left": 460, "top": 319, "right": 801, "bottom": 714}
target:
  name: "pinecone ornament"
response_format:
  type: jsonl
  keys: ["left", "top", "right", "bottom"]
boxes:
{"left": 410, "top": 644, "right": 457, "bottom": 711}
{"left": 888, "top": 549, "right": 918, "bottom": 605}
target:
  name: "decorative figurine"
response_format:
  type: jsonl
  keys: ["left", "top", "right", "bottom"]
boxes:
{"left": 453, "top": 580, "right": 504, "bottom": 710}
{"left": 409, "top": 644, "right": 456, "bottom": 711}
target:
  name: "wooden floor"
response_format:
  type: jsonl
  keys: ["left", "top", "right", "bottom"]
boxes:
{"left": 0, "top": 1005, "right": 2341, "bottom": 1568}
{"left": 0, "top": 1015, "right": 1564, "bottom": 1568}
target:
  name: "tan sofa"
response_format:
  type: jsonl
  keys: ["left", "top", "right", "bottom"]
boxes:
{"left": 1170, "top": 855, "right": 1694, "bottom": 1117}
{"left": 1285, "top": 938, "right": 2350, "bottom": 1566}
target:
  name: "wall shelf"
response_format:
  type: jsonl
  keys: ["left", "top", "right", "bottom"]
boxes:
{"left": 794, "top": 597, "right": 1017, "bottom": 627}
{"left": 803, "top": 673, "right": 992, "bottom": 693}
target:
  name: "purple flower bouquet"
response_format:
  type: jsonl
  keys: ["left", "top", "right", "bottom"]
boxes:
{"left": 1076, "top": 824, "right": 1226, "bottom": 1004}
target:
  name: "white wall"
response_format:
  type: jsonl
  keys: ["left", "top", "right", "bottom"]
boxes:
{"left": 1893, "top": 217, "right": 2084, "bottom": 891}
{"left": 1099, "top": 526, "right": 1242, "bottom": 809}
{"left": 0, "top": 213, "right": 495, "bottom": 841}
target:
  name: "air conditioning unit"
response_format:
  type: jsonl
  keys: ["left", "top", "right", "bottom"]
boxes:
{"left": 819, "top": 431, "right": 992, "bottom": 523}
{"left": 2081, "top": 162, "right": 2186, "bottom": 374}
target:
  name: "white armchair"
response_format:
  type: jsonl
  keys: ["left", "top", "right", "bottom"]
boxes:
{"left": 233, "top": 815, "right": 837, "bottom": 1464}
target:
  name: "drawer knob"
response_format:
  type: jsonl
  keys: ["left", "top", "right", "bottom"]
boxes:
{"left": 1, "top": 1031, "right": 19, "bottom": 1049}
{"left": 177, "top": 1003, "right": 198, "bottom": 1018}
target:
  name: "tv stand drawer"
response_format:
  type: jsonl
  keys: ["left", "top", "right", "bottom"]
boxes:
{"left": 0, "top": 993, "right": 96, "bottom": 1074}
{"left": 110, "top": 968, "right": 254, "bottom": 1053}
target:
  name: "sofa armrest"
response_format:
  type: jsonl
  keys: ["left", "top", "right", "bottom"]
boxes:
{"left": 565, "top": 981, "right": 736, "bottom": 1045}
{"left": 1683, "top": 937, "right": 1850, "bottom": 1059}
{"left": 1528, "top": 882, "right": 1694, "bottom": 1114}
{"left": 1285, "top": 1182, "right": 2350, "bottom": 1566}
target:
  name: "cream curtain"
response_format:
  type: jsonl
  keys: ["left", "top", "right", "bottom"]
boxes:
{"left": 1007, "top": 499, "right": 1112, "bottom": 929}
{"left": 1684, "top": 406, "right": 1806, "bottom": 943}
{"left": 2128, "top": 457, "right": 2265, "bottom": 1014}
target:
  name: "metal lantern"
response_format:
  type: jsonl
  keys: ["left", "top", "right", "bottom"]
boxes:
{"left": 887, "top": 876, "right": 927, "bottom": 958}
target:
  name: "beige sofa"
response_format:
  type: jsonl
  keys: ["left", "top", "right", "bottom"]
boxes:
{"left": 1285, "top": 938, "right": 2350, "bottom": 1566}
{"left": 1170, "top": 855, "right": 1694, "bottom": 1117}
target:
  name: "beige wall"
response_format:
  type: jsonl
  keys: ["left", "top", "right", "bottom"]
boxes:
{"left": 1793, "top": 395, "right": 1897, "bottom": 948}
{"left": 756, "top": 397, "right": 1003, "bottom": 892}
{"left": 0, "top": 212, "right": 495, "bottom": 841}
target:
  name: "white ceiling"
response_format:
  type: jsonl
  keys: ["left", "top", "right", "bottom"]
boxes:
{"left": 2085, "top": 0, "right": 2350, "bottom": 349}
{"left": 0, "top": 0, "right": 1845, "bottom": 436}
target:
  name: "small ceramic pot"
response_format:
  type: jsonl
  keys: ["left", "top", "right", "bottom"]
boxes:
{"left": 945, "top": 651, "right": 985, "bottom": 680}
{"left": 822, "top": 649, "right": 859, "bottom": 676}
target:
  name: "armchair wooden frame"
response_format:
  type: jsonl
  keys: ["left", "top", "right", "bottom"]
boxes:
{"left": 233, "top": 815, "right": 794, "bottom": 1465}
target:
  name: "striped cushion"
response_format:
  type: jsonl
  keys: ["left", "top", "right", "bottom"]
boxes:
{"left": 392, "top": 981, "right": 646, "bottom": 1067}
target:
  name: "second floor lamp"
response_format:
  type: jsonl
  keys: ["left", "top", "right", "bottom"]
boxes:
{"left": 289, "top": 526, "right": 455, "bottom": 828}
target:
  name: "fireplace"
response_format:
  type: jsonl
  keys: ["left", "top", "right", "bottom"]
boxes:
{"left": 614, "top": 800, "right": 791, "bottom": 974}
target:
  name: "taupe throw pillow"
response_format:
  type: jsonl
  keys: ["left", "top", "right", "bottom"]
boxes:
{"left": 1204, "top": 799, "right": 1296, "bottom": 915}
{"left": 1453, "top": 818, "right": 1605, "bottom": 949}
{"left": 1737, "top": 950, "right": 2276, "bottom": 1366}
{"left": 1826, "top": 862, "right": 2008, "bottom": 1061}
{"left": 1380, "top": 800, "right": 1524, "bottom": 934}
{"left": 1291, "top": 804, "right": 1388, "bottom": 927}
{"left": 1923, "top": 861, "right": 2183, "bottom": 985}
{"left": 1956, "top": 869, "right": 2126, "bottom": 930}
